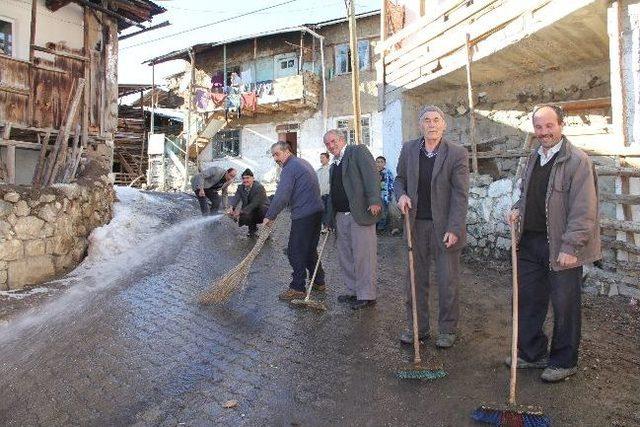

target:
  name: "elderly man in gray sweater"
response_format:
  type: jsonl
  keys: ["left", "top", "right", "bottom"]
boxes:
{"left": 264, "top": 141, "right": 326, "bottom": 302}
{"left": 191, "top": 166, "right": 237, "bottom": 215}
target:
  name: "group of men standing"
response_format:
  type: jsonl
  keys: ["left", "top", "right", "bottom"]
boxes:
{"left": 191, "top": 102, "right": 601, "bottom": 382}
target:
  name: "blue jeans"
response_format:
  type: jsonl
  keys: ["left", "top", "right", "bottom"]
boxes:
{"left": 376, "top": 200, "right": 390, "bottom": 231}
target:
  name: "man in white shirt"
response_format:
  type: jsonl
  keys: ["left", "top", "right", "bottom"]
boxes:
{"left": 316, "top": 152, "right": 331, "bottom": 232}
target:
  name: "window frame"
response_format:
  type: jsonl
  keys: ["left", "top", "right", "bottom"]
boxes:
{"left": 0, "top": 16, "right": 16, "bottom": 58}
{"left": 335, "top": 115, "right": 372, "bottom": 146}
{"left": 211, "top": 129, "right": 241, "bottom": 158}
{"left": 333, "top": 39, "right": 370, "bottom": 76}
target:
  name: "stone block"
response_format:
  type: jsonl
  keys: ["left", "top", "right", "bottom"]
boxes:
{"left": 0, "top": 200, "right": 12, "bottom": 217}
{"left": 54, "top": 254, "right": 74, "bottom": 273}
{"left": 47, "top": 235, "right": 74, "bottom": 256}
{"left": 39, "top": 194, "right": 56, "bottom": 203}
{"left": 0, "top": 270, "right": 7, "bottom": 288}
{"left": 14, "top": 216, "right": 45, "bottom": 240}
{"left": 38, "top": 203, "right": 59, "bottom": 223}
{"left": 469, "top": 186, "right": 487, "bottom": 198}
{"left": 28, "top": 199, "right": 40, "bottom": 208}
{"left": 6, "top": 213, "right": 17, "bottom": 226}
{"left": 487, "top": 179, "right": 513, "bottom": 198}
{"left": 40, "top": 224, "right": 55, "bottom": 238}
{"left": 3, "top": 192, "right": 20, "bottom": 203}
{"left": 24, "top": 239, "right": 46, "bottom": 257}
{"left": 13, "top": 200, "right": 31, "bottom": 217}
{"left": 496, "top": 237, "right": 511, "bottom": 251}
{"left": 0, "top": 240, "right": 23, "bottom": 261}
{"left": 0, "top": 221, "right": 12, "bottom": 239}
{"left": 7, "top": 255, "right": 55, "bottom": 289}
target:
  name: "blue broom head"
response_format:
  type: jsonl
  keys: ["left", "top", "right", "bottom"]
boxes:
{"left": 396, "top": 368, "right": 447, "bottom": 380}
{"left": 471, "top": 405, "right": 551, "bottom": 427}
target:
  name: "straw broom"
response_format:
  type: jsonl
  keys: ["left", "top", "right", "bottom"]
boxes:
{"left": 199, "top": 222, "right": 276, "bottom": 304}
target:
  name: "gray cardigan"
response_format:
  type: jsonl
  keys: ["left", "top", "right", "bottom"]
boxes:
{"left": 325, "top": 144, "right": 382, "bottom": 227}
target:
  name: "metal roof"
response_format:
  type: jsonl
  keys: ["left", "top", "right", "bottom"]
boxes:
{"left": 142, "top": 9, "right": 380, "bottom": 65}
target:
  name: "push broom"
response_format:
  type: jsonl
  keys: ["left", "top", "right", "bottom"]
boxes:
{"left": 289, "top": 230, "right": 330, "bottom": 312}
{"left": 397, "top": 214, "right": 447, "bottom": 380}
{"left": 471, "top": 221, "right": 550, "bottom": 426}
{"left": 199, "top": 220, "right": 276, "bottom": 304}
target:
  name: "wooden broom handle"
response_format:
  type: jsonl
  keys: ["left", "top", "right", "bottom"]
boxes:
{"left": 509, "top": 220, "right": 519, "bottom": 406}
{"left": 404, "top": 214, "right": 421, "bottom": 365}
{"left": 304, "top": 231, "right": 330, "bottom": 302}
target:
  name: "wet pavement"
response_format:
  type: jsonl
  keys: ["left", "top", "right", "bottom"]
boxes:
{"left": 0, "top": 191, "right": 638, "bottom": 426}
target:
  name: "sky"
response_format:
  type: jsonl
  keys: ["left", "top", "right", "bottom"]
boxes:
{"left": 118, "top": 0, "right": 379, "bottom": 86}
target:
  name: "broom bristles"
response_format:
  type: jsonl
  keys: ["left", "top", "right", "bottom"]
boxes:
{"left": 396, "top": 367, "right": 447, "bottom": 380}
{"left": 471, "top": 405, "right": 550, "bottom": 427}
{"left": 199, "top": 224, "right": 275, "bottom": 304}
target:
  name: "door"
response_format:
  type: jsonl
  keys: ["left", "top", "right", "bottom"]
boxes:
{"left": 278, "top": 132, "right": 297, "bottom": 156}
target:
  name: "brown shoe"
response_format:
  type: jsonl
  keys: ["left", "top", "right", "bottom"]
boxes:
{"left": 311, "top": 283, "right": 326, "bottom": 292}
{"left": 278, "top": 289, "right": 305, "bottom": 301}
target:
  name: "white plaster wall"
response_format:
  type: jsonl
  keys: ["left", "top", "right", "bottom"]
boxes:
{"left": 0, "top": 0, "right": 83, "bottom": 61}
{"left": 382, "top": 98, "right": 403, "bottom": 174}
{"left": 622, "top": 1, "right": 640, "bottom": 147}
{"left": 298, "top": 111, "right": 325, "bottom": 169}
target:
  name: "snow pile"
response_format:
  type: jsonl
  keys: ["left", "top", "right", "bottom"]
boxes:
{"left": 84, "top": 187, "right": 165, "bottom": 263}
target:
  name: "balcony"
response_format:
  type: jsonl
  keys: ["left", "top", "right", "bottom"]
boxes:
{"left": 377, "top": 0, "right": 607, "bottom": 102}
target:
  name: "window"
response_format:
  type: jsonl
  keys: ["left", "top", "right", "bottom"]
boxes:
{"left": 0, "top": 18, "right": 13, "bottom": 57}
{"left": 334, "top": 40, "right": 370, "bottom": 75}
{"left": 212, "top": 130, "right": 240, "bottom": 158}
{"left": 336, "top": 116, "right": 371, "bottom": 146}
{"left": 273, "top": 53, "right": 298, "bottom": 78}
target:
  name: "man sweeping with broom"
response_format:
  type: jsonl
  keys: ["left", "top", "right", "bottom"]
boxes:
{"left": 263, "top": 141, "right": 327, "bottom": 302}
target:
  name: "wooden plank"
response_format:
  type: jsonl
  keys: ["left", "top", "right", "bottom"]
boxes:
{"left": 600, "top": 192, "right": 640, "bottom": 205}
{"left": 602, "top": 236, "right": 640, "bottom": 255}
{"left": 600, "top": 218, "right": 640, "bottom": 234}
{"left": 3, "top": 123, "right": 15, "bottom": 184}
{"left": 0, "top": 139, "right": 52, "bottom": 150}
{"left": 32, "top": 131, "right": 51, "bottom": 186}
{"left": 465, "top": 33, "right": 478, "bottom": 174}
{"left": 32, "top": 45, "right": 89, "bottom": 62}
{"left": 552, "top": 97, "right": 611, "bottom": 112}
{"left": 596, "top": 166, "right": 640, "bottom": 177}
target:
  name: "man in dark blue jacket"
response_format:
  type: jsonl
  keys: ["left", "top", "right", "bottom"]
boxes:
{"left": 264, "top": 141, "right": 326, "bottom": 301}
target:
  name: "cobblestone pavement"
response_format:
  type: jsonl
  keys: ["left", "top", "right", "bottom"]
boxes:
{"left": 0, "top": 193, "right": 638, "bottom": 426}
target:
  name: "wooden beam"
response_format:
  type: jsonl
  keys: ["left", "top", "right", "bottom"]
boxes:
{"left": 29, "top": 0, "right": 37, "bottom": 127}
{"left": 602, "top": 236, "right": 640, "bottom": 255}
{"left": 347, "top": 0, "right": 362, "bottom": 144}
{"left": 2, "top": 123, "right": 15, "bottom": 184}
{"left": 31, "top": 44, "right": 89, "bottom": 61}
{"left": 73, "top": 0, "right": 146, "bottom": 29}
{"left": 552, "top": 97, "right": 611, "bottom": 112}
{"left": 600, "top": 192, "right": 640, "bottom": 205}
{"left": 465, "top": 33, "right": 478, "bottom": 174}
{"left": 596, "top": 165, "right": 640, "bottom": 178}
{"left": 82, "top": 6, "right": 89, "bottom": 149}
{"left": 601, "top": 218, "right": 640, "bottom": 234}
{"left": 0, "top": 139, "right": 52, "bottom": 150}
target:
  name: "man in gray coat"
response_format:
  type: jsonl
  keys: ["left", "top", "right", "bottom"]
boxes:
{"left": 323, "top": 129, "right": 382, "bottom": 310}
{"left": 191, "top": 166, "right": 237, "bottom": 215}
{"left": 228, "top": 168, "right": 268, "bottom": 238}
{"left": 395, "top": 105, "right": 469, "bottom": 348}
{"left": 507, "top": 104, "right": 601, "bottom": 382}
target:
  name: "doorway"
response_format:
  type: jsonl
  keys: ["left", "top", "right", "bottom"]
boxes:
{"left": 279, "top": 131, "right": 297, "bottom": 156}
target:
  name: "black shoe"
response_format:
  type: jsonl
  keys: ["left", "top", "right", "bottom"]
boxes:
{"left": 337, "top": 294, "right": 357, "bottom": 303}
{"left": 351, "top": 299, "right": 376, "bottom": 310}
{"left": 247, "top": 232, "right": 257, "bottom": 238}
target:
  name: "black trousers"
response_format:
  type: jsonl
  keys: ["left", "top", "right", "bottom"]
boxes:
{"left": 518, "top": 232, "right": 582, "bottom": 368}
{"left": 195, "top": 187, "right": 221, "bottom": 215}
{"left": 238, "top": 206, "right": 266, "bottom": 233}
{"left": 288, "top": 211, "right": 325, "bottom": 291}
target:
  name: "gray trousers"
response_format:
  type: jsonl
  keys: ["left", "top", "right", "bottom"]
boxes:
{"left": 406, "top": 219, "right": 461, "bottom": 335}
{"left": 336, "top": 212, "right": 377, "bottom": 300}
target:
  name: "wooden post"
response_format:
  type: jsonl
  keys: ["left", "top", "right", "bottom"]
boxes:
{"left": 150, "top": 61, "right": 155, "bottom": 134}
{"left": 253, "top": 38, "right": 258, "bottom": 90}
{"left": 28, "top": 0, "right": 37, "bottom": 126}
{"left": 298, "top": 31, "right": 304, "bottom": 74}
{"left": 3, "top": 124, "right": 15, "bottom": 184}
{"left": 32, "top": 130, "right": 51, "bottom": 186}
{"left": 347, "top": 0, "right": 362, "bottom": 144}
{"left": 465, "top": 33, "right": 479, "bottom": 174}
{"left": 223, "top": 44, "right": 227, "bottom": 91}
{"left": 139, "top": 89, "right": 145, "bottom": 175}
{"left": 183, "top": 48, "right": 195, "bottom": 190}
{"left": 82, "top": 6, "right": 90, "bottom": 149}
{"left": 320, "top": 36, "right": 328, "bottom": 132}
{"left": 378, "top": 0, "right": 387, "bottom": 112}
{"left": 608, "top": 1, "right": 636, "bottom": 261}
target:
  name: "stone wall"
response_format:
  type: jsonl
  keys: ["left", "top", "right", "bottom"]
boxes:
{"left": 0, "top": 174, "right": 114, "bottom": 290}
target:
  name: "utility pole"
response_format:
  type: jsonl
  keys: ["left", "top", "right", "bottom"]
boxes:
{"left": 347, "top": 0, "right": 362, "bottom": 144}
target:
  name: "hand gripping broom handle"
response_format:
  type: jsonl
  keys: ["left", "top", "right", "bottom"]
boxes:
{"left": 304, "top": 231, "right": 330, "bottom": 302}
{"left": 404, "top": 214, "right": 421, "bottom": 365}
{"left": 509, "top": 220, "right": 519, "bottom": 406}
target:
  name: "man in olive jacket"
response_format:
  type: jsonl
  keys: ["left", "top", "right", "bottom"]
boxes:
{"left": 323, "top": 129, "right": 382, "bottom": 310}
{"left": 507, "top": 104, "right": 601, "bottom": 383}
{"left": 395, "top": 105, "right": 469, "bottom": 349}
